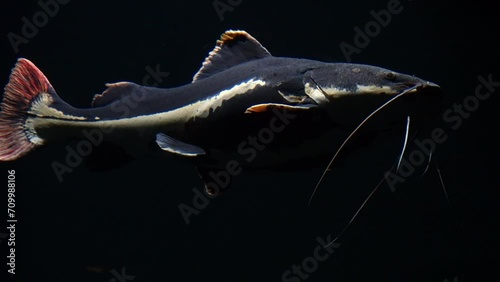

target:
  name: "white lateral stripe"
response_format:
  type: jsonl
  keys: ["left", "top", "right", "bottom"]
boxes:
{"left": 33, "top": 79, "right": 268, "bottom": 132}
{"left": 320, "top": 86, "right": 350, "bottom": 96}
{"left": 355, "top": 84, "right": 398, "bottom": 94}
{"left": 196, "top": 78, "right": 266, "bottom": 118}
{"left": 306, "top": 83, "right": 398, "bottom": 100}
{"left": 29, "top": 93, "right": 87, "bottom": 120}
{"left": 159, "top": 78, "right": 266, "bottom": 124}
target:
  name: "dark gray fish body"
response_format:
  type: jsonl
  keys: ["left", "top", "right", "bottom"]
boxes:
{"left": 0, "top": 30, "right": 442, "bottom": 192}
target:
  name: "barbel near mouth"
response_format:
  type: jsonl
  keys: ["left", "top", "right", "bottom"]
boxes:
{"left": 307, "top": 83, "right": 425, "bottom": 206}
{"left": 305, "top": 82, "right": 440, "bottom": 247}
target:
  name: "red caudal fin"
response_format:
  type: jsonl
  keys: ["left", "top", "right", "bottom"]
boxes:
{"left": 0, "top": 58, "right": 55, "bottom": 160}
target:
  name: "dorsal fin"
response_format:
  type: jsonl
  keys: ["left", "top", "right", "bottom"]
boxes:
{"left": 192, "top": 30, "right": 272, "bottom": 82}
{"left": 91, "top": 82, "right": 142, "bottom": 107}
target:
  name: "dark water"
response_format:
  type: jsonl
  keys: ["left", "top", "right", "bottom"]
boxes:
{"left": 0, "top": 0, "right": 499, "bottom": 281}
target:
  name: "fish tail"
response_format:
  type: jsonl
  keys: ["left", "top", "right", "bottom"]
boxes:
{"left": 0, "top": 58, "right": 58, "bottom": 161}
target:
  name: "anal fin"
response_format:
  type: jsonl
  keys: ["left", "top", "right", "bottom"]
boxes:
{"left": 155, "top": 133, "right": 206, "bottom": 157}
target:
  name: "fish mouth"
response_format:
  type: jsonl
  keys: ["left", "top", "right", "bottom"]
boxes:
{"left": 385, "top": 80, "right": 444, "bottom": 128}
{"left": 397, "top": 80, "right": 442, "bottom": 95}
{"left": 395, "top": 80, "right": 443, "bottom": 108}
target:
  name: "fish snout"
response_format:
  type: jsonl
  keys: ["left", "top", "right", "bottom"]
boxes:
{"left": 422, "top": 81, "right": 440, "bottom": 89}
{"left": 395, "top": 79, "right": 444, "bottom": 126}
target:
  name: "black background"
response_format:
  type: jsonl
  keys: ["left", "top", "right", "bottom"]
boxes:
{"left": 0, "top": 0, "right": 499, "bottom": 281}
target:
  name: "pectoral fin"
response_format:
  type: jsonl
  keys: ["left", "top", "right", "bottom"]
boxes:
{"left": 155, "top": 133, "right": 206, "bottom": 157}
{"left": 245, "top": 103, "right": 318, "bottom": 114}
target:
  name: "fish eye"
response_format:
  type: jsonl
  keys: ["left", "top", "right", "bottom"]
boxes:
{"left": 385, "top": 72, "right": 396, "bottom": 80}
